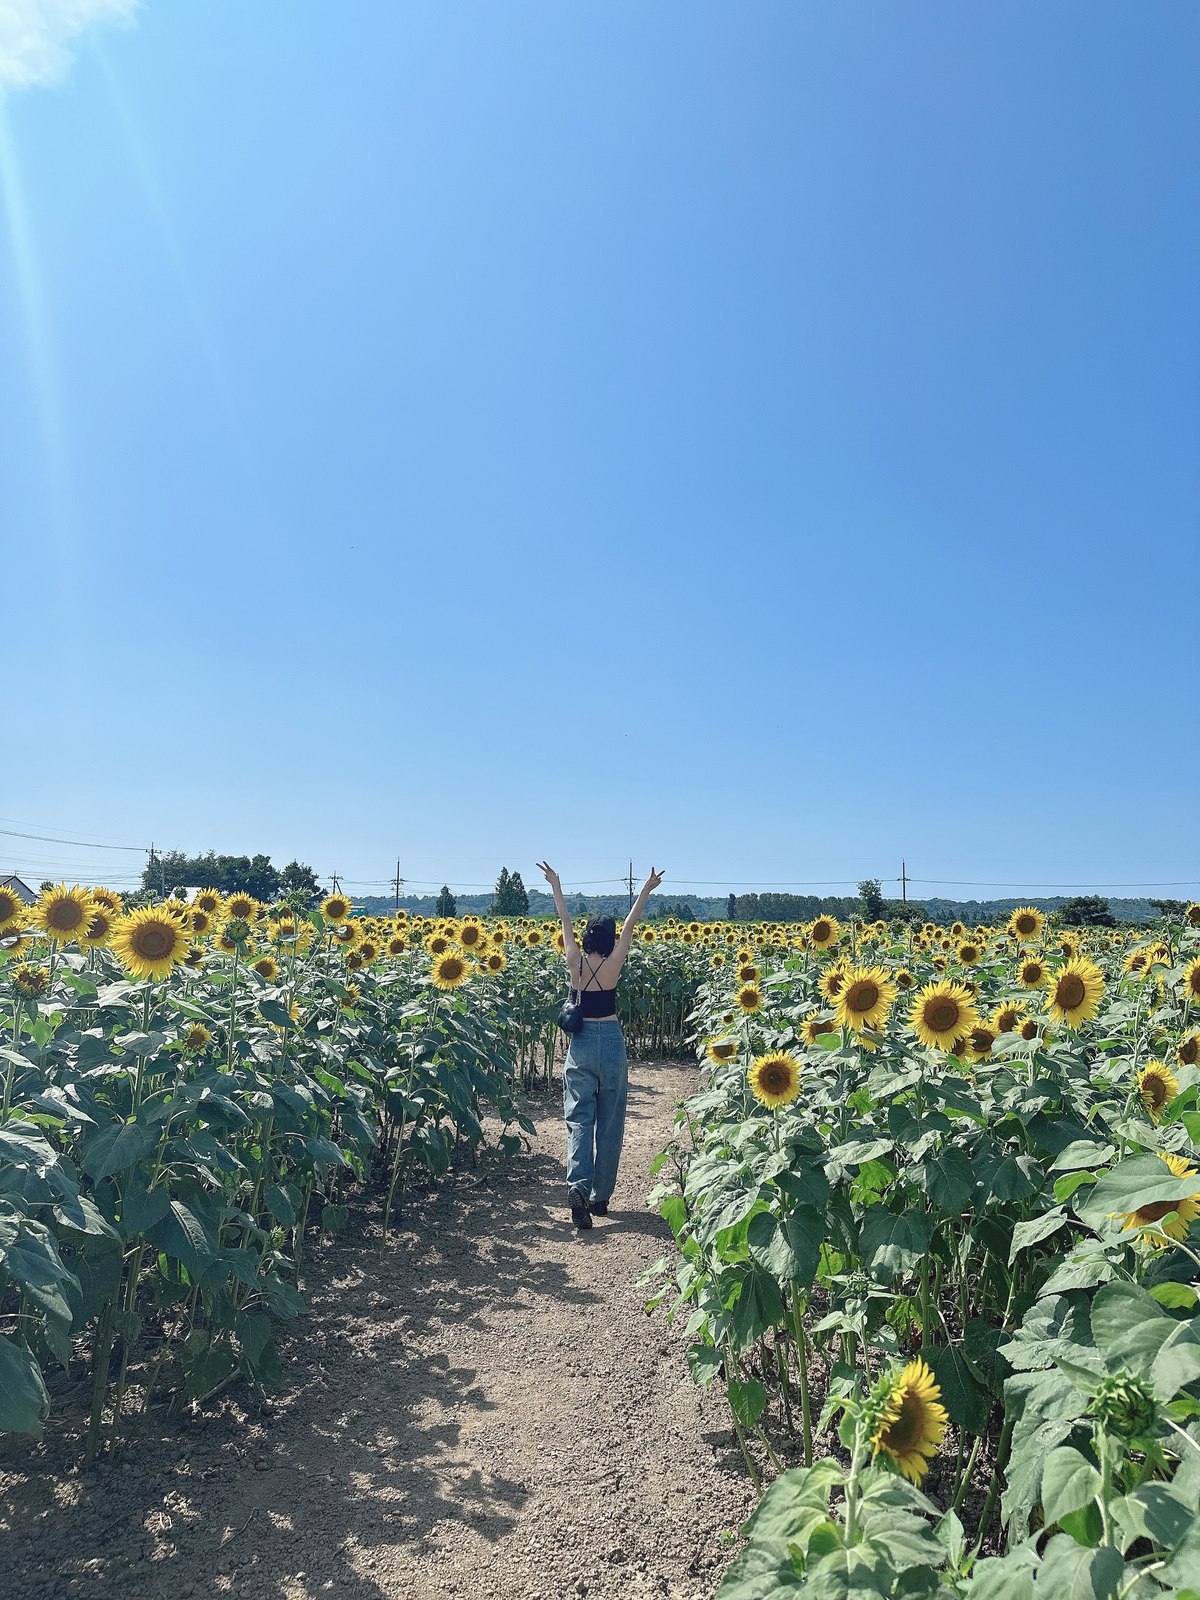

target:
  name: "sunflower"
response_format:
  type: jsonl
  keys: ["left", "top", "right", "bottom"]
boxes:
{"left": 910, "top": 981, "right": 980, "bottom": 1051}
{"left": 0, "top": 884, "right": 25, "bottom": 932}
{"left": 705, "top": 1036, "right": 738, "bottom": 1066}
{"left": 872, "top": 1359, "right": 948, "bottom": 1484}
{"left": 188, "top": 908, "right": 214, "bottom": 937}
{"left": 357, "top": 938, "right": 380, "bottom": 963}
{"left": 251, "top": 955, "right": 279, "bottom": 983}
{"left": 111, "top": 907, "right": 190, "bottom": 980}
{"left": 321, "top": 893, "right": 352, "bottom": 923}
{"left": 224, "top": 892, "right": 260, "bottom": 922}
{"left": 1187, "top": 904, "right": 1200, "bottom": 928}
{"left": 339, "top": 983, "right": 360, "bottom": 1010}
{"left": 192, "top": 887, "right": 224, "bottom": 917}
{"left": 1058, "top": 936, "right": 1079, "bottom": 960}
{"left": 183, "top": 944, "right": 206, "bottom": 970}
{"left": 80, "top": 905, "right": 116, "bottom": 949}
{"left": 964, "top": 1024, "right": 997, "bottom": 1063}
{"left": 1123, "top": 949, "right": 1151, "bottom": 978}
{"left": 1018, "top": 957, "right": 1050, "bottom": 990}
{"left": 956, "top": 942, "right": 981, "bottom": 966}
{"left": 735, "top": 983, "right": 762, "bottom": 1015}
{"left": 484, "top": 950, "right": 506, "bottom": 973}
{"left": 709, "top": 951, "right": 726, "bottom": 969}
{"left": 1182, "top": 958, "right": 1200, "bottom": 1003}
{"left": 183, "top": 1023, "right": 212, "bottom": 1053}
{"left": 332, "top": 921, "right": 360, "bottom": 948}
{"left": 457, "top": 920, "right": 485, "bottom": 950}
{"left": 1177, "top": 1032, "right": 1200, "bottom": 1069}
{"left": 991, "top": 1002, "right": 1024, "bottom": 1035}
{"left": 1137, "top": 1061, "right": 1179, "bottom": 1123}
{"left": 345, "top": 950, "right": 365, "bottom": 971}
{"left": 88, "top": 886, "right": 124, "bottom": 915}
{"left": 736, "top": 962, "right": 759, "bottom": 984}
{"left": 386, "top": 933, "right": 409, "bottom": 957}
{"left": 13, "top": 964, "right": 49, "bottom": 997}
{"left": 1046, "top": 958, "right": 1105, "bottom": 1027}
{"left": 32, "top": 884, "right": 95, "bottom": 944}
{"left": 1018, "top": 1016, "right": 1040, "bottom": 1042}
{"left": 748, "top": 1052, "right": 801, "bottom": 1110}
{"left": 893, "top": 967, "right": 915, "bottom": 991}
{"left": 1007, "top": 907, "right": 1045, "bottom": 942}
{"left": 809, "top": 916, "right": 840, "bottom": 951}
{"left": 425, "top": 931, "right": 451, "bottom": 956}
{"left": 819, "top": 962, "right": 849, "bottom": 1004}
{"left": 802, "top": 1013, "right": 836, "bottom": 1046}
{"left": 431, "top": 949, "right": 470, "bottom": 990}
{"left": 525, "top": 929, "right": 543, "bottom": 947}
{"left": 1119, "top": 1152, "right": 1200, "bottom": 1244}
{"left": 836, "top": 966, "right": 897, "bottom": 1033}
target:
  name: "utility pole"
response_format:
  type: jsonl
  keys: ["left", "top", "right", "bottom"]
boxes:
{"left": 393, "top": 858, "right": 403, "bottom": 913}
{"left": 627, "top": 859, "right": 636, "bottom": 912}
{"left": 901, "top": 860, "right": 908, "bottom": 902}
{"left": 331, "top": 872, "right": 342, "bottom": 894}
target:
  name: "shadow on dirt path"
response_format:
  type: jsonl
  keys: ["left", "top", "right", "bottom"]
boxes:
{"left": 0, "top": 1061, "right": 753, "bottom": 1600}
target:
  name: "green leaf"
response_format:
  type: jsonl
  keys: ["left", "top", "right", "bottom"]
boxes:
{"left": 747, "top": 1207, "right": 824, "bottom": 1289}
{"left": 1076, "top": 1155, "right": 1200, "bottom": 1233}
{"left": 1050, "top": 1141, "right": 1115, "bottom": 1172}
{"left": 727, "top": 1378, "right": 767, "bottom": 1428}
{"left": 146, "top": 1200, "right": 217, "bottom": 1278}
{"left": 715, "top": 1542, "right": 801, "bottom": 1600}
{"left": 0, "top": 1334, "right": 50, "bottom": 1438}
{"left": 743, "top": 1460, "right": 843, "bottom": 1545}
{"left": 81, "top": 1119, "right": 158, "bottom": 1181}
{"left": 686, "top": 1343, "right": 722, "bottom": 1388}
{"left": 1041, "top": 1446, "right": 1101, "bottom": 1527}
{"left": 258, "top": 999, "right": 295, "bottom": 1028}
{"left": 120, "top": 1188, "right": 170, "bottom": 1238}
{"left": 1089, "top": 1281, "right": 1171, "bottom": 1372}
{"left": 1033, "top": 1534, "right": 1124, "bottom": 1599}
{"left": 922, "top": 1146, "right": 975, "bottom": 1213}
{"left": 263, "top": 1183, "right": 300, "bottom": 1227}
{"left": 1010, "top": 1207, "right": 1069, "bottom": 1264}
{"left": 859, "top": 1208, "right": 933, "bottom": 1282}
{"left": 1110, "top": 1484, "right": 1195, "bottom": 1553}
{"left": 926, "top": 1343, "right": 991, "bottom": 1432}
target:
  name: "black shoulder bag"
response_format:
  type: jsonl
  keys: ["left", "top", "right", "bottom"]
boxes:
{"left": 557, "top": 954, "right": 604, "bottom": 1035}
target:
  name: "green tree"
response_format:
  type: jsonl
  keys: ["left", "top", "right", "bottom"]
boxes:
{"left": 1058, "top": 894, "right": 1116, "bottom": 928}
{"left": 858, "top": 879, "right": 885, "bottom": 921}
{"left": 727, "top": 893, "right": 738, "bottom": 921}
{"left": 509, "top": 871, "right": 529, "bottom": 915}
{"left": 278, "top": 860, "right": 322, "bottom": 909}
{"left": 436, "top": 884, "right": 457, "bottom": 917}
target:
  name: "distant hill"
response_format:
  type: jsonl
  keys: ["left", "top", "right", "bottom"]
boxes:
{"left": 350, "top": 890, "right": 1163, "bottom": 925}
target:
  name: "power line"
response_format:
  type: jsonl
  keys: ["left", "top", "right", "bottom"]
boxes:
{"left": 0, "top": 826, "right": 146, "bottom": 852}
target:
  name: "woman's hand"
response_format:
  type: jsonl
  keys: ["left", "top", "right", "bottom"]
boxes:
{"left": 536, "top": 860, "right": 561, "bottom": 888}
{"left": 645, "top": 866, "right": 664, "bottom": 892}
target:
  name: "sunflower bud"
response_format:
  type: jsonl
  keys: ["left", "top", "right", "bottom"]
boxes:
{"left": 1090, "top": 1372, "right": 1158, "bottom": 1442}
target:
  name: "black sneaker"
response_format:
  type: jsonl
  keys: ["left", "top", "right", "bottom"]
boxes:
{"left": 589, "top": 1199, "right": 608, "bottom": 1216}
{"left": 569, "top": 1191, "right": 592, "bottom": 1229}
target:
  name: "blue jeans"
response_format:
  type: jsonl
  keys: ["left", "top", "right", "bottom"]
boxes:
{"left": 563, "top": 1019, "right": 628, "bottom": 1206}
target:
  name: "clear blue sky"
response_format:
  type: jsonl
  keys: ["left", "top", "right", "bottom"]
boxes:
{"left": 1, "top": 3, "right": 1197, "bottom": 902}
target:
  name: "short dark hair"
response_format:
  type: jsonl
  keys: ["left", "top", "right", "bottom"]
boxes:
{"left": 582, "top": 914, "right": 616, "bottom": 956}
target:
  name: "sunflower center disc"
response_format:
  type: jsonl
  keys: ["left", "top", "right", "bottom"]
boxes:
{"left": 1058, "top": 976, "right": 1086, "bottom": 1009}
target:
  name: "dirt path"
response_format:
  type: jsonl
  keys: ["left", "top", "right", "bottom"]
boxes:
{"left": 1, "top": 1060, "right": 754, "bottom": 1600}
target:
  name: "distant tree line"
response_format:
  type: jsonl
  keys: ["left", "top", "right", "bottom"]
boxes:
{"left": 142, "top": 850, "right": 322, "bottom": 906}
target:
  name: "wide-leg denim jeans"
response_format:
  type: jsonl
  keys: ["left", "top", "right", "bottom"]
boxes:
{"left": 563, "top": 1018, "right": 628, "bottom": 1206}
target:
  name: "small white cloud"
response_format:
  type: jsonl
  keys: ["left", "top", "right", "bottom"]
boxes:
{"left": 0, "top": 0, "right": 141, "bottom": 91}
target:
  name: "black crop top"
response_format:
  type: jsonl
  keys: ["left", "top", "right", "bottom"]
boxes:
{"left": 577, "top": 957, "right": 617, "bottom": 1018}
{"left": 580, "top": 985, "right": 618, "bottom": 1018}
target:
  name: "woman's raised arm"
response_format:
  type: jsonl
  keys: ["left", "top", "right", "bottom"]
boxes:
{"left": 537, "top": 861, "right": 580, "bottom": 966}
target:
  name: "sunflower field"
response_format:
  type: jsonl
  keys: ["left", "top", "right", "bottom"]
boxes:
{"left": 0, "top": 881, "right": 701, "bottom": 1457}
{"left": 646, "top": 907, "right": 1200, "bottom": 1596}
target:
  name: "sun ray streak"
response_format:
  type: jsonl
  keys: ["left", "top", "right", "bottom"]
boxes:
{"left": 0, "top": 101, "right": 77, "bottom": 595}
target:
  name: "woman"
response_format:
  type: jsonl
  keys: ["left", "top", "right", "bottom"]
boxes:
{"left": 538, "top": 861, "right": 664, "bottom": 1229}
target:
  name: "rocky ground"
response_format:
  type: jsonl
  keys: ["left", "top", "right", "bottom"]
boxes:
{"left": 0, "top": 1060, "right": 754, "bottom": 1600}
